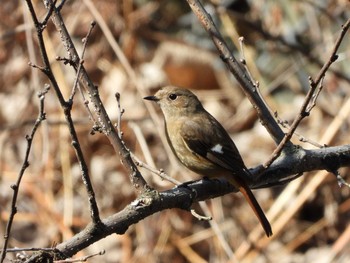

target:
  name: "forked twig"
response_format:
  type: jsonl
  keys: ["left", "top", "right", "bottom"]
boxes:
{"left": 43, "top": 0, "right": 150, "bottom": 193}
{"left": 262, "top": 18, "right": 350, "bottom": 169}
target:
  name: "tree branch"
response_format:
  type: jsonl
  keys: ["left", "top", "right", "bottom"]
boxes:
{"left": 262, "top": 18, "right": 350, "bottom": 169}
{"left": 42, "top": 0, "right": 150, "bottom": 193}
{"left": 23, "top": 144, "right": 350, "bottom": 262}
{"left": 186, "top": 0, "right": 287, "bottom": 145}
{"left": 0, "top": 85, "right": 49, "bottom": 263}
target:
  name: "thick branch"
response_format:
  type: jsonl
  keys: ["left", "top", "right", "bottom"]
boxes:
{"left": 24, "top": 144, "right": 350, "bottom": 262}
{"left": 251, "top": 145, "right": 350, "bottom": 188}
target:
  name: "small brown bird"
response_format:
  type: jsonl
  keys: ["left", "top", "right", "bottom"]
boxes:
{"left": 144, "top": 86, "right": 272, "bottom": 237}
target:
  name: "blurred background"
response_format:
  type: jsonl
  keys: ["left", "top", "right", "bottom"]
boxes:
{"left": 0, "top": 0, "right": 349, "bottom": 262}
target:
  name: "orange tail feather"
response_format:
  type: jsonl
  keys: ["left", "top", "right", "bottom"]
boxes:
{"left": 228, "top": 176, "right": 272, "bottom": 237}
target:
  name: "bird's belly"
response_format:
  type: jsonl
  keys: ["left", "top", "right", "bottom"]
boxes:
{"left": 166, "top": 125, "right": 224, "bottom": 177}
{"left": 175, "top": 148, "right": 223, "bottom": 177}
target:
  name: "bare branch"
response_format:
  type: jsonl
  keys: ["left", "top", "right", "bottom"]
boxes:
{"left": 262, "top": 18, "right": 350, "bottom": 169}
{"left": 186, "top": 0, "right": 287, "bottom": 145}
{"left": 25, "top": 0, "right": 103, "bottom": 225}
{"left": 69, "top": 21, "right": 96, "bottom": 102}
{"left": 23, "top": 144, "right": 350, "bottom": 261}
{"left": 42, "top": 0, "right": 150, "bottom": 193}
{"left": 0, "top": 85, "right": 50, "bottom": 263}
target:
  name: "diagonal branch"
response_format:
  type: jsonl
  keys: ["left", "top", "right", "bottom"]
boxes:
{"left": 262, "top": 18, "right": 350, "bottom": 169}
{"left": 25, "top": 0, "right": 102, "bottom": 225}
{"left": 186, "top": 0, "right": 287, "bottom": 145}
{"left": 0, "top": 85, "right": 50, "bottom": 263}
{"left": 42, "top": 0, "right": 150, "bottom": 193}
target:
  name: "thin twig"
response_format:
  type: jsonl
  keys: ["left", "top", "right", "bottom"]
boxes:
{"left": 238, "top": 36, "right": 256, "bottom": 86}
{"left": 131, "top": 153, "right": 181, "bottom": 185}
{"left": 190, "top": 209, "right": 212, "bottom": 221}
{"left": 275, "top": 112, "right": 325, "bottom": 148}
{"left": 70, "top": 22, "right": 101, "bottom": 134}
{"left": 54, "top": 250, "right": 105, "bottom": 263}
{"left": 0, "top": 85, "right": 50, "bottom": 263}
{"left": 69, "top": 21, "right": 96, "bottom": 101}
{"left": 330, "top": 170, "right": 350, "bottom": 188}
{"left": 306, "top": 77, "right": 324, "bottom": 113}
{"left": 262, "top": 18, "right": 350, "bottom": 169}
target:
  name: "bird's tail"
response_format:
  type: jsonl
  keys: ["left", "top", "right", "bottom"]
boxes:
{"left": 228, "top": 176, "right": 273, "bottom": 237}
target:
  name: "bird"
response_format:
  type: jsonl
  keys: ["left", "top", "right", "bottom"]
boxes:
{"left": 144, "top": 86, "right": 272, "bottom": 237}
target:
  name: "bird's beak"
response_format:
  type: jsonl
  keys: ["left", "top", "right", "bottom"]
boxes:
{"left": 143, "top": 95, "right": 159, "bottom": 102}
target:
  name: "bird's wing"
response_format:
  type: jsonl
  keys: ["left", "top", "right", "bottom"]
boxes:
{"left": 180, "top": 115, "right": 248, "bottom": 174}
{"left": 180, "top": 115, "right": 273, "bottom": 237}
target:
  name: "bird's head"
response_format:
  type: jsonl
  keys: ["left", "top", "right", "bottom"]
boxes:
{"left": 144, "top": 86, "right": 204, "bottom": 119}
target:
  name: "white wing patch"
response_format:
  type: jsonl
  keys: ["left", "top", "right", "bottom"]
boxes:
{"left": 211, "top": 144, "right": 224, "bottom": 154}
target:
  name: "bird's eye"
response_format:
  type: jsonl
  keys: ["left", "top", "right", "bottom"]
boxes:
{"left": 168, "top": 93, "right": 177, "bottom": 100}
